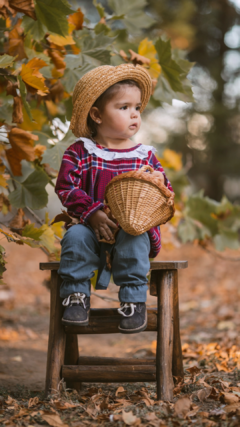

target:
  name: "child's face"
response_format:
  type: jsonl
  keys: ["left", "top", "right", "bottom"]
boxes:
{"left": 95, "top": 85, "right": 142, "bottom": 140}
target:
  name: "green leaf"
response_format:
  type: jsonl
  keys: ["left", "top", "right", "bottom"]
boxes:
{"left": 178, "top": 217, "right": 198, "bottom": 243}
{"left": 93, "top": 0, "right": 105, "bottom": 18}
{"left": 65, "top": 54, "right": 83, "bottom": 70}
{"left": 9, "top": 170, "right": 49, "bottom": 210}
{"left": 35, "top": 0, "right": 73, "bottom": 37}
{"left": 24, "top": 48, "right": 50, "bottom": 64}
{"left": 18, "top": 76, "right": 32, "bottom": 120}
{"left": 22, "top": 15, "right": 46, "bottom": 41}
{"left": 61, "top": 64, "right": 94, "bottom": 93}
{"left": 0, "top": 54, "right": 16, "bottom": 68}
{"left": 22, "top": 223, "right": 45, "bottom": 240}
{"left": 0, "top": 98, "right": 13, "bottom": 124}
{"left": 41, "top": 130, "right": 75, "bottom": 170}
{"left": 213, "top": 230, "right": 240, "bottom": 252}
{"left": 184, "top": 191, "right": 220, "bottom": 235}
{"left": 108, "top": 0, "right": 155, "bottom": 32}
{"left": 155, "top": 38, "right": 185, "bottom": 93}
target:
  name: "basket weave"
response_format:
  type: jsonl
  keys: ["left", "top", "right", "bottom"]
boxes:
{"left": 105, "top": 165, "right": 175, "bottom": 236}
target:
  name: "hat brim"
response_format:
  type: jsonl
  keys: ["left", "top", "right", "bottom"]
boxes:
{"left": 70, "top": 64, "right": 152, "bottom": 138}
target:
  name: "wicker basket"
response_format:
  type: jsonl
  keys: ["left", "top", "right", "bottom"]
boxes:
{"left": 104, "top": 165, "right": 175, "bottom": 236}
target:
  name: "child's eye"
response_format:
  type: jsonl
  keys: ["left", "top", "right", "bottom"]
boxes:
{"left": 136, "top": 106, "right": 141, "bottom": 111}
{"left": 120, "top": 106, "right": 128, "bottom": 110}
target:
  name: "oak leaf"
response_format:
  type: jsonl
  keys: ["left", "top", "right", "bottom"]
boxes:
{"left": 68, "top": 8, "right": 84, "bottom": 30}
{"left": 20, "top": 58, "right": 49, "bottom": 94}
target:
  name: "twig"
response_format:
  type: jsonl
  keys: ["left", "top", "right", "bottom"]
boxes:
{"left": 201, "top": 245, "right": 240, "bottom": 262}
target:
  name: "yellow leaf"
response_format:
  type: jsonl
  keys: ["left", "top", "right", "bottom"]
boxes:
{"left": 34, "top": 144, "right": 46, "bottom": 159}
{"left": 68, "top": 8, "right": 84, "bottom": 31}
{"left": 19, "top": 107, "right": 47, "bottom": 131}
{"left": 51, "top": 221, "right": 65, "bottom": 239}
{"left": 39, "top": 225, "right": 56, "bottom": 253}
{"left": 6, "top": 127, "right": 38, "bottom": 175}
{"left": 138, "top": 38, "right": 161, "bottom": 79}
{"left": 90, "top": 270, "right": 98, "bottom": 289}
{"left": 0, "top": 174, "right": 7, "bottom": 188}
{"left": 158, "top": 149, "right": 182, "bottom": 171}
{"left": 45, "top": 100, "right": 58, "bottom": 116}
{"left": 47, "top": 34, "right": 75, "bottom": 46}
{"left": 20, "top": 58, "right": 49, "bottom": 94}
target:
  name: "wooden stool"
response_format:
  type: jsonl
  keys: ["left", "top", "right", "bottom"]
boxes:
{"left": 40, "top": 260, "right": 187, "bottom": 400}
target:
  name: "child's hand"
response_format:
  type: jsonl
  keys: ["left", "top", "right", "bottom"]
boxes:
{"left": 87, "top": 210, "right": 118, "bottom": 242}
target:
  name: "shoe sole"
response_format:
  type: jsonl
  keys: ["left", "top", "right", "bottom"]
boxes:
{"left": 118, "top": 313, "right": 148, "bottom": 334}
{"left": 61, "top": 312, "right": 89, "bottom": 327}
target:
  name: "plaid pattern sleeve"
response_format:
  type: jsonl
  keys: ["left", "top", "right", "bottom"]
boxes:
{"left": 55, "top": 145, "right": 104, "bottom": 224}
{"left": 147, "top": 151, "right": 173, "bottom": 258}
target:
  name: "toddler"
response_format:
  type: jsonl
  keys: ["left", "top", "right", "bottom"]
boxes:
{"left": 55, "top": 64, "right": 173, "bottom": 334}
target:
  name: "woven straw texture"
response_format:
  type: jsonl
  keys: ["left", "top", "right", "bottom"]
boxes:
{"left": 70, "top": 64, "right": 152, "bottom": 137}
{"left": 105, "top": 166, "right": 175, "bottom": 236}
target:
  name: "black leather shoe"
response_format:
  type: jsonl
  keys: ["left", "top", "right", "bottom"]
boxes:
{"left": 62, "top": 293, "right": 90, "bottom": 326}
{"left": 118, "top": 302, "right": 147, "bottom": 334}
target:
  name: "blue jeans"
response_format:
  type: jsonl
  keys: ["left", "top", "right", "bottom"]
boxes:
{"left": 58, "top": 224, "right": 150, "bottom": 302}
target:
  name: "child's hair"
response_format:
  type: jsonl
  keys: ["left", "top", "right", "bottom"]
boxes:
{"left": 87, "top": 79, "right": 141, "bottom": 137}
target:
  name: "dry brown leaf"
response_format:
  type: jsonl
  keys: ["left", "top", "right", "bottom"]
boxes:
{"left": 41, "top": 413, "right": 68, "bottom": 427}
{"left": 34, "top": 144, "right": 46, "bottom": 160}
{"left": 197, "top": 387, "right": 212, "bottom": 402}
{"left": 122, "top": 410, "right": 140, "bottom": 426}
{"left": 6, "top": 19, "right": 27, "bottom": 60}
{"left": 28, "top": 396, "right": 39, "bottom": 408}
{"left": 128, "top": 49, "right": 150, "bottom": 66}
{"left": 51, "top": 210, "right": 79, "bottom": 226}
{"left": 174, "top": 397, "right": 191, "bottom": 419}
{"left": 220, "top": 392, "right": 239, "bottom": 404}
{"left": 9, "top": 0, "right": 36, "bottom": 20}
{"left": 7, "top": 127, "right": 38, "bottom": 175}
{"left": 0, "top": 193, "right": 11, "bottom": 213}
{"left": 115, "top": 386, "right": 126, "bottom": 397}
{"left": 224, "top": 402, "right": 240, "bottom": 413}
{"left": 12, "top": 96, "right": 23, "bottom": 124}
{"left": 53, "top": 401, "right": 80, "bottom": 410}
{"left": 47, "top": 49, "right": 66, "bottom": 75}
{"left": 68, "top": 8, "right": 84, "bottom": 30}
{"left": 9, "top": 208, "right": 25, "bottom": 230}
{"left": 119, "top": 50, "right": 129, "bottom": 62}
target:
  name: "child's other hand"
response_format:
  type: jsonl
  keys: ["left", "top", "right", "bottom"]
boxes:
{"left": 87, "top": 210, "right": 118, "bottom": 242}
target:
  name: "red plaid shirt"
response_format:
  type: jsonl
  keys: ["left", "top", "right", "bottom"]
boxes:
{"left": 55, "top": 138, "right": 173, "bottom": 258}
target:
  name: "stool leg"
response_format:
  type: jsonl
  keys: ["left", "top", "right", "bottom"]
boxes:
{"left": 172, "top": 270, "right": 184, "bottom": 379}
{"left": 45, "top": 271, "right": 66, "bottom": 397}
{"left": 64, "top": 334, "right": 81, "bottom": 391}
{"left": 156, "top": 270, "right": 174, "bottom": 401}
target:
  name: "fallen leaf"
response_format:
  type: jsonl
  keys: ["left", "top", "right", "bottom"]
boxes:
{"left": 174, "top": 397, "right": 191, "bottom": 419}
{"left": 197, "top": 387, "right": 212, "bottom": 402}
{"left": 41, "top": 413, "right": 68, "bottom": 427}
{"left": 115, "top": 386, "right": 127, "bottom": 397}
{"left": 220, "top": 392, "right": 239, "bottom": 404}
{"left": 28, "top": 397, "right": 39, "bottom": 408}
{"left": 122, "top": 410, "right": 140, "bottom": 426}
{"left": 224, "top": 402, "right": 240, "bottom": 413}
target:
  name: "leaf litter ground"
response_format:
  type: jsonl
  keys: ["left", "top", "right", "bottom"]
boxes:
{"left": 1, "top": 234, "right": 240, "bottom": 426}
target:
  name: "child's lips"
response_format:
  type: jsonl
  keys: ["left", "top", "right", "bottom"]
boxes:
{"left": 129, "top": 123, "right": 138, "bottom": 129}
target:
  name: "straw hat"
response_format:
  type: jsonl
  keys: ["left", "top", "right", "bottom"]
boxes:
{"left": 70, "top": 64, "right": 152, "bottom": 138}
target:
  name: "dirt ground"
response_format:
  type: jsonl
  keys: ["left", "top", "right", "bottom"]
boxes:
{"left": 1, "top": 231, "right": 240, "bottom": 393}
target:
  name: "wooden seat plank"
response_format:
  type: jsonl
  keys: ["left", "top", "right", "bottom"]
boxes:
{"left": 40, "top": 260, "right": 188, "bottom": 271}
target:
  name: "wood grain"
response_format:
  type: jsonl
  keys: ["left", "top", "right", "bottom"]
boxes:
{"left": 156, "top": 270, "right": 174, "bottom": 401}
{"left": 62, "top": 365, "right": 156, "bottom": 382}
{"left": 40, "top": 260, "right": 188, "bottom": 271}
{"left": 45, "top": 271, "right": 66, "bottom": 396}
{"left": 78, "top": 356, "right": 155, "bottom": 366}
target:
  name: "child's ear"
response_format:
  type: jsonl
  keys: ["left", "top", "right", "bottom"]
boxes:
{"left": 89, "top": 106, "right": 102, "bottom": 124}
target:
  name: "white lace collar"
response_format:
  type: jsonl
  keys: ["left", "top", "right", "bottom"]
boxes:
{"left": 77, "top": 137, "right": 156, "bottom": 161}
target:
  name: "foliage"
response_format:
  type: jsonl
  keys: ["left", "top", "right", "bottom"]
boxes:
{"left": 0, "top": 0, "right": 239, "bottom": 276}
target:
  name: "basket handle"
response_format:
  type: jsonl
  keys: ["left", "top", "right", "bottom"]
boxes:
{"left": 139, "top": 165, "right": 154, "bottom": 173}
